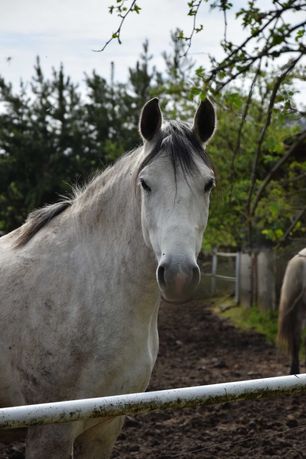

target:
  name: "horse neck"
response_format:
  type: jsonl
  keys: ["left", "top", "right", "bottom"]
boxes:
{"left": 72, "top": 151, "right": 156, "bottom": 278}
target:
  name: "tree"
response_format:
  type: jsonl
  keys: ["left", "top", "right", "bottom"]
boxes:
{"left": 204, "top": 73, "right": 306, "bottom": 250}
{"left": 1, "top": 22, "right": 305, "bottom": 251}
{"left": 103, "top": 0, "right": 306, "bottom": 249}
{"left": 0, "top": 60, "right": 92, "bottom": 231}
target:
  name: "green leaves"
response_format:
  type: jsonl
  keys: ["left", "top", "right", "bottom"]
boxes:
{"left": 0, "top": 63, "right": 128, "bottom": 232}
{"left": 210, "top": 0, "right": 233, "bottom": 11}
{"left": 295, "top": 27, "right": 305, "bottom": 42}
{"left": 202, "top": 68, "right": 305, "bottom": 250}
{"left": 1, "top": 13, "right": 306, "bottom": 249}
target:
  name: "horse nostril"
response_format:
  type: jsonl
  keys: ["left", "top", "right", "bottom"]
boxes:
{"left": 157, "top": 265, "right": 166, "bottom": 288}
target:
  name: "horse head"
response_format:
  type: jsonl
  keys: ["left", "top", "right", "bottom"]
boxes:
{"left": 137, "top": 98, "right": 216, "bottom": 303}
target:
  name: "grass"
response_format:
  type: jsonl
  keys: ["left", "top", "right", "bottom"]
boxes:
{"left": 212, "top": 296, "right": 278, "bottom": 344}
{"left": 212, "top": 296, "right": 306, "bottom": 361}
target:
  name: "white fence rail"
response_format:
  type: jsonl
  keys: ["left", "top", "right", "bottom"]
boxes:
{"left": 0, "top": 374, "right": 305, "bottom": 430}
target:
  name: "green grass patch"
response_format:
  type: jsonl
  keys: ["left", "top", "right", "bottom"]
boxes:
{"left": 212, "top": 296, "right": 306, "bottom": 359}
{"left": 212, "top": 296, "right": 278, "bottom": 344}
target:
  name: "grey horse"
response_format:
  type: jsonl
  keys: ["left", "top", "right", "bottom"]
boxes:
{"left": 0, "top": 98, "right": 216, "bottom": 458}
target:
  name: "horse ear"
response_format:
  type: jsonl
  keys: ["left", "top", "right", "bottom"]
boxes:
{"left": 192, "top": 98, "right": 216, "bottom": 144}
{"left": 139, "top": 98, "right": 162, "bottom": 141}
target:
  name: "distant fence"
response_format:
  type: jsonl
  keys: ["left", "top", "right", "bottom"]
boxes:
{"left": 205, "top": 250, "right": 241, "bottom": 303}
{"left": 202, "top": 248, "right": 288, "bottom": 310}
{"left": 0, "top": 375, "right": 306, "bottom": 429}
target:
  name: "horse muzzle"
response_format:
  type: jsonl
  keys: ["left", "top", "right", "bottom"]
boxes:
{"left": 156, "top": 257, "right": 201, "bottom": 303}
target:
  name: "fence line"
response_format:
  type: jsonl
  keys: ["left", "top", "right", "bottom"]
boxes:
{"left": 205, "top": 250, "right": 241, "bottom": 303}
{"left": 0, "top": 374, "right": 305, "bottom": 430}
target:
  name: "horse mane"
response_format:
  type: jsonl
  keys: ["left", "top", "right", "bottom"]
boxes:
{"left": 13, "top": 121, "right": 213, "bottom": 249}
{"left": 14, "top": 200, "right": 72, "bottom": 248}
{"left": 12, "top": 156, "right": 132, "bottom": 249}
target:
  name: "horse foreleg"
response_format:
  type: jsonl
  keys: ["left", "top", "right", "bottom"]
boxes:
{"left": 25, "top": 424, "right": 77, "bottom": 459}
{"left": 74, "top": 416, "right": 125, "bottom": 459}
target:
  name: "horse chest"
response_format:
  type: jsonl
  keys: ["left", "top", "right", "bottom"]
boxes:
{"left": 117, "top": 339, "right": 158, "bottom": 394}
{"left": 100, "top": 307, "right": 159, "bottom": 395}
{"left": 63, "top": 292, "right": 161, "bottom": 399}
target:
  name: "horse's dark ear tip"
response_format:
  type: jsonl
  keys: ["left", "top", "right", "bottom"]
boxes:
{"left": 201, "top": 97, "right": 214, "bottom": 108}
{"left": 142, "top": 97, "right": 159, "bottom": 111}
{"left": 140, "top": 97, "right": 162, "bottom": 141}
{"left": 193, "top": 96, "right": 216, "bottom": 144}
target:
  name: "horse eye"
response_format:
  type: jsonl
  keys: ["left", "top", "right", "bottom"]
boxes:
{"left": 204, "top": 178, "right": 215, "bottom": 193}
{"left": 140, "top": 178, "right": 152, "bottom": 192}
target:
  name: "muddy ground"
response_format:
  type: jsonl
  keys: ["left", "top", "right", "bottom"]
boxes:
{"left": 1, "top": 301, "right": 306, "bottom": 458}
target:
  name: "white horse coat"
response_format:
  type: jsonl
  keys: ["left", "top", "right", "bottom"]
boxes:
{"left": 0, "top": 98, "right": 216, "bottom": 458}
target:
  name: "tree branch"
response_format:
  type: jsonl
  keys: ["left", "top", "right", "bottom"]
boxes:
{"left": 95, "top": 0, "right": 140, "bottom": 52}
{"left": 206, "top": 2, "right": 296, "bottom": 84}
{"left": 277, "top": 206, "right": 306, "bottom": 246}
{"left": 223, "top": 3, "right": 228, "bottom": 44}
{"left": 181, "top": 1, "right": 204, "bottom": 57}
{"left": 206, "top": 8, "right": 306, "bottom": 91}
{"left": 231, "top": 60, "right": 262, "bottom": 172}
{"left": 246, "top": 53, "right": 303, "bottom": 217}
{"left": 251, "top": 129, "right": 306, "bottom": 215}
{"left": 213, "top": 20, "right": 306, "bottom": 91}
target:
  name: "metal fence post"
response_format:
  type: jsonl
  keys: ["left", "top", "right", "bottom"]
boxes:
{"left": 235, "top": 252, "right": 241, "bottom": 304}
{"left": 211, "top": 250, "right": 218, "bottom": 296}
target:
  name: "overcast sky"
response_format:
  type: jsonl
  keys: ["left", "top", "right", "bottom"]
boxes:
{"left": 0, "top": 0, "right": 246, "bottom": 88}
{"left": 0, "top": 0, "right": 305, "bottom": 103}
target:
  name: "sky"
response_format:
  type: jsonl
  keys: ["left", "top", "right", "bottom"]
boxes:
{"left": 0, "top": 0, "right": 244, "bottom": 88}
{"left": 0, "top": 0, "right": 305, "bottom": 102}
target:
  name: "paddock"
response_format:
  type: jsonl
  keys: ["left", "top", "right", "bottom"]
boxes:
{"left": 1, "top": 301, "right": 306, "bottom": 458}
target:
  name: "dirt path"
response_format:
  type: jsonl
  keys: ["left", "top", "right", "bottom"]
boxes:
{"left": 112, "top": 301, "right": 306, "bottom": 459}
{"left": 1, "top": 301, "right": 306, "bottom": 458}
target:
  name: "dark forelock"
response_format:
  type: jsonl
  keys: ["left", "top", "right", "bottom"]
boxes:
{"left": 137, "top": 120, "right": 213, "bottom": 178}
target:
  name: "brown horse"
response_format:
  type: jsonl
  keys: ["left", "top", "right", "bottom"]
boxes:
{"left": 277, "top": 248, "right": 306, "bottom": 374}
